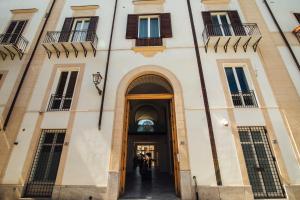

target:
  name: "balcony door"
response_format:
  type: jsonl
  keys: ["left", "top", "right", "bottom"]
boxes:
{"left": 2, "top": 20, "right": 27, "bottom": 44}
{"left": 71, "top": 18, "right": 90, "bottom": 42}
{"left": 211, "top": 13, "right": 232, "bottom": 36}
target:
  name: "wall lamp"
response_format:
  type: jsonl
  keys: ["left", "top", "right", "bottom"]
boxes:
{"left": 93, "top": 72, "right": 103, "bottom": 95}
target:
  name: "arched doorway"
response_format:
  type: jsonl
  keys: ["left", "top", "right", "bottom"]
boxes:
{"left": 119, "top": 74, "right": 180, "bottom": 199}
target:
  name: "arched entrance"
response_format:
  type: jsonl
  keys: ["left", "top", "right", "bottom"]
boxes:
{"left": 106, "top": 66, "right": 192, "bottom": 200}
{"left": 119, "top": 74, "right": 180, "bottom": 199}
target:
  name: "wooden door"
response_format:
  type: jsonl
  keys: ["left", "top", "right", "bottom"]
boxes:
{"left": 119, "top": 100, "right": 130, "bottom": 194}
{"left": 170, "top": 98, "right": 181, "bottom": 196}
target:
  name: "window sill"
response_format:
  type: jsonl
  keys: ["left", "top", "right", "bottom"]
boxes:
{"left": 132, "top": 0, "right": 165, "bottom": 5}
{"left": 132, "top": 45, "right": 166, "bottom": 57}
{"left": 201, "top": 0, "right": 230, "bottom": 4}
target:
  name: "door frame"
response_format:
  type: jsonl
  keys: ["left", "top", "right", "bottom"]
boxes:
{"left": 119, "top": 93, "right": 181, "bottom": 196}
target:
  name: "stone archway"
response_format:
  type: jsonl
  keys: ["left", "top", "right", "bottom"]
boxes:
{"left": 106, "top": 65, "right": 192, "bottom": 200}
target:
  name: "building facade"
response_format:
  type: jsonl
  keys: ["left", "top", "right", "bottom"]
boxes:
{"left": 0, "top": 0, "right": 299, "bottom": 199}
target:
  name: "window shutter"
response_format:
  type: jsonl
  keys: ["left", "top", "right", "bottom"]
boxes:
{"left": 55, "top": 72, "right": 68, "bottom": 96}
{"left": 63, "top": 71, "right": 78, "bottom": 109}
{"left": 295, "top": 13, "right": 300, "bottom": 23}
{"left": 0, "top": 74, "right": 3, "bottom": 81}
{"left": 58, "top": 17, "right": 74, "bottom": 42}
{"left": 65, "top": 71, "right": 78, "bottom": 98}
{"left": 160, "top": 13, "right": 172, "bottom": 38}
{"left": 202, "top": 12, "right": 214, "bottom": 36}
{"left": 228, "top": 11, "right": 246, "bottom": 36}
{"left": 10, "top": 20, "right": 28, "bottom": 44}
{"left": 86, "top": 16, "right": 99, "bottom": 41}
{"left": 126, "top": 14, "right": 138, "bottom": 39}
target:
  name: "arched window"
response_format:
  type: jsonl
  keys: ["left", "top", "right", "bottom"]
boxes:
{"left": 137, "top": 119, "right": 155, "bottom": 132}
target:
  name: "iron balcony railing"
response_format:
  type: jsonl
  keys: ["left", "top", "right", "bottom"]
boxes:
{"left": 136, "top": 37, "right": 163, "bottom": 47}
{"left": 203, "top": 23, "right": 261, "bottom": 41}
{"left": 43, "top": 30, "right": 98, "bottom": 47}
{"left": 47, "top": 94, "right": 72, "bottom": 111}
{"left": 231, "top": 90, "right": 258, "bottom": 108}
{"left": 0, "top": 33, "right": 28, "bottom": 52}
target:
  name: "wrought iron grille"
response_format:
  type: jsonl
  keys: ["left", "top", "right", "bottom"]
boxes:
{"left": 23, "top": 129, "right": 66, "bottom": 198}
{"left": 231, "top": 90, "right": 258, "bottom": 108}
{"left": 238, "top": 126, "right": 285, "bottom": 199}
{"left": 0, "top": 33, "right": 29, "bottom": 50}
{"left": 43, "top": 30, "right": 98, "bottom": 47}
{"left": 47, "top": 94, "right": 73, "bottom": 111}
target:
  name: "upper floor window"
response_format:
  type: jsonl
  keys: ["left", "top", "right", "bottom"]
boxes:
{"left": 58, "top": 16, "right": 98, "bottom": 43}
{"left": 126, "top": 13, "right": 172, "bottom": 46}
{"left": 225, "top": 66, "right": 258, "bottom": 107}
{"left": 48, "top": 70, "right": 78, "bottom": 111}
{"left": 138, "top": 16, "right": 160, "bottom": 39}
{"left": 202, "top": 10, "right": 246, "bottom": 36}
{"left": 1, "top": 20, "right": 28, "bottom": 44}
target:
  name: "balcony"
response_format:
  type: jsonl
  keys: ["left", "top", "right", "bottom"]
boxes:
{"left": 293, "top": 25, "right": 300, "bottom": 43}
{"left": 42, "top": 30, "right": 98, "bottom": 58}
{"left": 0, "top": 33, "right": 28, "bottom": 60}
{"left": 202, "top": 23, "right": 262, "bottom": 53}
{"left": 47, "top": 94, "right": 72, "bottom": 111}
{"left": 231, "top": 90, "right": 258, "bottom": 108}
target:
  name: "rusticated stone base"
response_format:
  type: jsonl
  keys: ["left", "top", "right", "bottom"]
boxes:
{"left": 196, "top": 186, "right": 254, "bottom": 200}
{"left": 286, "top": 185, "right": 300, "bottom": 200}
{"left": 0, "top": 184, "right": 23, "bottom": 200}
{"left": 0, "top": 184, "right": 106, "bottom": 200}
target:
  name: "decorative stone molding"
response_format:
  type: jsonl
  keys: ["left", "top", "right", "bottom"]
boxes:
{"left": 201, "top": 0, "right": 230, "bottom": 4}
{"left": 132, "top": 0, "right": 165, "bottom": 5}
{"left": 71, "top": 5, "right": 99, "bottom": 11}
{"left": 132, "top": 46, "right": 166, "bottom": 57}
{"left": 10, "top": 8, "right": 38, "bottom": 14}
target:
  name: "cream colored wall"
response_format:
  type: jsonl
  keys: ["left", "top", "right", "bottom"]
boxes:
{"left": 2, "top": 0, "right": 300, "bottom": 197}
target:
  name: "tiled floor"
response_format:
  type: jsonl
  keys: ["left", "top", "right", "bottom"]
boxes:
{"left": 120, "top": 168, "right": 179, "bottom": 200}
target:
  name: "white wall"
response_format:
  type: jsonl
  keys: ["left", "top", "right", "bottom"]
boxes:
{"left": 2, "top": 0, "right": 300, "bottom": 191}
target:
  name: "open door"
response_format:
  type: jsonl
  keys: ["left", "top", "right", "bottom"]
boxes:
{"left": 170, "top": 98, "right": 181, "bottom": 196}
{"left": 119, "top": 100, "right": 130, "bottom": 194}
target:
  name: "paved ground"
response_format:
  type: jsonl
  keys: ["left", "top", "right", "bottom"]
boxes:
{"left": 120, "top": 168, "right": 179, "bottom": 200}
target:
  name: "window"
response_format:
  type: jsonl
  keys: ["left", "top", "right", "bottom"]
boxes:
{"left": 211, "top": 13, "right": 231, "bottom": 36}
{"left": 24, "top": 129, "right": 66, "bottom": 198}
{"left": 224, "top": 66, "right": 258, "bottom": 107}
{"left": 71, "top": 18, "right": 90, "bottom": 42}
{"left": 138, "top": 16, "right": 160, "bottom": 39}
{"left": 137, "top": 119, "right": 155, "bottom": 132}
{"left": 202, "top": 10, "right": 246, "bottom": 36}
{"left": 1, "top": 20, "right": 27, "bottom": 44}
{"left": 48, "top": 70, "right": 78, "bottom": 111}
{"left": 238, "top": 127, "right": 285, "bottom": 199}
{"left": 126, "top": 13, "right": 172, "bottom": 46}
{"left": 58, "top": 17, "right": 98, "bottom": 42}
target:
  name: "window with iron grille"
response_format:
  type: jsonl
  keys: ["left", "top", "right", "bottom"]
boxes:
{"left": 238, "top": 126, "right": 285, "bottom": 199}
{"left": 224, "top": 66, "right": 258, "bottom": 107}
{"left": 48, "top": 70, "right": 78, "bottom": 111}
{"left": 23, "top": 129, "right": 66, "bottom": 198}
{"left": 1, "top": 20, "right": 28, "bottom": 44}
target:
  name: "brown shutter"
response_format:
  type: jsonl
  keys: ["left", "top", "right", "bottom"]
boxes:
{"left": 10, "top": 20, "right": 28, "bottom": 44}
{"left": 2, "top": 21, "right": 17, "bottom": 43}
{"left": 295, "top": 13, "right": 300, "bottom": 23}
{"left": 86, "top": 16, "right": 99, "bottom": 41}
{"left": 228, "top": 11, "right": 246, "bottom": 36}
{"left": 160, "top": 13, "right": 172, "bottom": 38}
{"left": 0, "top": 74, "right": 3, "bottom": 81}
{"left": 55, "top": 71, "right": 68, "bottom": 96}
{"left": 63, "top": 71, "right": 78, "bottom": 109}
{"left": 65, "top": 71, "right": 78, "bottom": 98}
{"left": 59, "top": 17, "right": 74, "bottom": 42}
{"left": 202, "top": 11, "right": 215, "bottom": 36}
{"left": 126, "top": 14, "right": 138, "bottom": 39}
